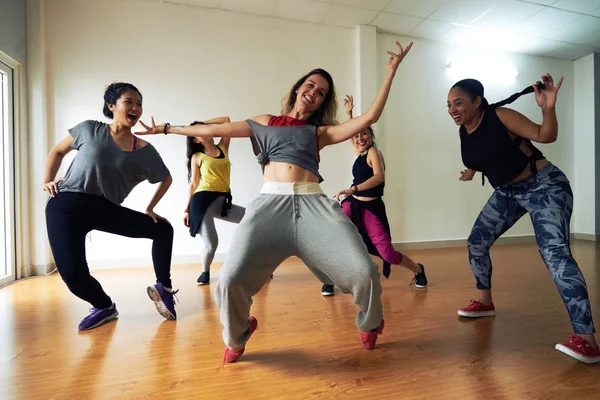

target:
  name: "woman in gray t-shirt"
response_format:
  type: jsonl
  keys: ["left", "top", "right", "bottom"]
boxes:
{"left": 43, "top": 82, "right": 178, "bottom": 331}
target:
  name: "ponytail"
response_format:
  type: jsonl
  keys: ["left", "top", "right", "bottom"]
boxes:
{"left": 451, "top": 79, "right": 544, "bottom": 110}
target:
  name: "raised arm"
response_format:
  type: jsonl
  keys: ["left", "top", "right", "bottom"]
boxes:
{"left": 318, "top": 41, "right": 412, "bottom": 149}
{"left": 496, "top": 74, "right": 563, "bottom": 144}
{"left": 42, "top": 135, "right": 75, "bottom": 197}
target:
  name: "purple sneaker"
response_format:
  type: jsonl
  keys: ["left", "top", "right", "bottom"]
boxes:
{"left": 147, "top": 283, "right": 178, "bottom": 320}
{"left": 78, "top": 303, "right": 118, "bottom": 331}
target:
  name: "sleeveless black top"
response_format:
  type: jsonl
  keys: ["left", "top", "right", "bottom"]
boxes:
{"left": 352, "top": 148, "right": 384, "bottom": 197}
{"left": 460, "top": 108, "right": 544, "bottom": 187}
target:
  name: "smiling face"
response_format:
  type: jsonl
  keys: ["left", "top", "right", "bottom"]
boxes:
{"left": 108, "top": 90, "right": 143, "bottom": 128}
{"left": 353, "top": 129, "right": 373, "bottom": 153}
{"left": 294, "top": 74, "right": 330, "bottom": 116}
{"left": 447, "top": 86, "right": 481, "bottom": 126}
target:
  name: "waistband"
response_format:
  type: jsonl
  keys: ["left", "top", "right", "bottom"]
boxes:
{"left": 260, "top": 182, "right": 323, "bottom": 195}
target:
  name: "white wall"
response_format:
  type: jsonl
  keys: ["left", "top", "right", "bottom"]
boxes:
{"left": 376, "top": 33, "right": 575, "bottom": 242}
{"left": 574, "top": 54, "right": 595, "bottom": 235}
{"left": 27, "top": 0, "right": 583, "bottom": 269}
{"left": 30, "top": 0, "right": 356, "bottom": 267}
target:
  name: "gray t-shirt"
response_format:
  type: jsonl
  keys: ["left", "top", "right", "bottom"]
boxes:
{"left": 58, "top": 120, "right": 170, "bottom": 204}
{"left": 247, "top": 119, "right": 323, "bottom": 182}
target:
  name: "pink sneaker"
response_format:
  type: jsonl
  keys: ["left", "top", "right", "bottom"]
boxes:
{"left": 222, "top": 316, "right": 258, "bottom": 365}
{"left": 359, "top": 319, "right": 384, "bottom": 350}
{"left": 555, "top": 334, "right": 600, "bottom": 364}
{"left": 458, "top": 300, "right": 495, "bottom": 317}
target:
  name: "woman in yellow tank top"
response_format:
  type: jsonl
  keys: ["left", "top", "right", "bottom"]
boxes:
{"left": 184, "top": 116, "right": 246, "bottom": 285}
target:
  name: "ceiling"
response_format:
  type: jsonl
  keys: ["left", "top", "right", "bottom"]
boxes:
{"left": 155, "top": 0, "right": 600, "bottom": 60}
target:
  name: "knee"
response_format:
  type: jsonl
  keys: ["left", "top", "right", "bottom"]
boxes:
{"left": 204, "top": 238, "right": 219, "bottom": 255}
{"left": 355, "top": 262, "right": 381, "bottom": 286}
{"left": 467, "top": 232, "right": 489, "bottom": 255}
{"left": 539, "top": 244, "right": 577, "bottom": 275}
{"left": 58, "top": 265, "right": 86, "bottom": 288}
{"left": 155, "top": 219, "right": 174, "bottom": 240}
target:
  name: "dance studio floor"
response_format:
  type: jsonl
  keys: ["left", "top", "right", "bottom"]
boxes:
{"left": 1, "top": 241, "right": 599, "bottom": 399}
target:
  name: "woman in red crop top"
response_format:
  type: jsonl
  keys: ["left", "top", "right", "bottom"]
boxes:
{"left": 138, "top": 41, "right": 413, "bottom": 365}
{"left": 447, "top": 75, "right": 599, "bottom": 364}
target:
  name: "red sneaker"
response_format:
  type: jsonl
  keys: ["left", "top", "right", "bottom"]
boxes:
{"left": 457, "top": 300, "right": 495, "bottom": 317}
{"left": 359, "top": 319, "right": 384, "bottom": 350}
{"left": 222, "top": 316, "right": 258, "bottom": 365}
{"left": 555, "top": 334, "right": 600, "bottom": 364}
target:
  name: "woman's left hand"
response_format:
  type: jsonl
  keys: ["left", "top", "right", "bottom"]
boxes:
{"left": 334, "top": 188, "right": 354, "bottom": 201}
{"left": 136, "top": 117, "right": 166, "bottom": 135}
{"left": 386, "top": 41, "right": 413, "bottom": 74}
{"left": 146, "top": 208, "right": 169, "bottom": 223}
{"left": 534, "top": 73, "right": 563, "bottom": 111}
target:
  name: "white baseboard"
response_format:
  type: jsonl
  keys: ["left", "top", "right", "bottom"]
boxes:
{"left": 87, "top": 253, "right": 227, "bottom": 269}
{"left": 23, "top": 234, "right": 595, "bottom": 273}
{"left": 21, "top": 263, "right": 56, "bottom": 277}
{"left": 392, "top": 234, "right": 537, "bottom": 251}
{"left": 572, "top": 233, "right": 598, "bottom": 241}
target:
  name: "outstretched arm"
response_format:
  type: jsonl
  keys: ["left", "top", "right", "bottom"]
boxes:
{"left": 136, "top": 114, "right": 272, "bottom": 139}
{"left": 318, "top": 41, "right": 412, "bottom": 149}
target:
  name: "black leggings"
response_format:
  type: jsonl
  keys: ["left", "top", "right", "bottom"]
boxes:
{"left": 45, "top": 192, "right": 174, "bottom": 309}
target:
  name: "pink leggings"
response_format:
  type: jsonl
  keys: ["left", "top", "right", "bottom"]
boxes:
{"left": 342, "top": 200, "right": 403, "bottom": 265}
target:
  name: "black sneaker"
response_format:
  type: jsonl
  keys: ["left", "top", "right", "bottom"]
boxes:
{"left": 321, "top": 284, "right": 334, "bottom": 296}
{"left": 410, "top": 264, "right": 428, "bottom": 288}
{"left": 196, "top": 271, "right": 210, "bottom": 286}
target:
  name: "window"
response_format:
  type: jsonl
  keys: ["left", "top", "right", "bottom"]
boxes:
{"left": 0, "top": 60, "right": 15, "bottom": 286}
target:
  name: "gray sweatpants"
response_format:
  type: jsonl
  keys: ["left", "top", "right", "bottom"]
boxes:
{"left": 214, "top": 182, "right": 383, "bottom": 351}
{"left": 198, "top": 196, "right": 245, "bottom": 271}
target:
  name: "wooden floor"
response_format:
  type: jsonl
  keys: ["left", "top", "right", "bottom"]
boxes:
{"left": 1, "top": 241, "right": 600, "bottom": 400}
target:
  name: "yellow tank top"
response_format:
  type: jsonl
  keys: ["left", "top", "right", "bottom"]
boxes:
{"left": 194, "top": 145, "right": 231, "bottom": 193}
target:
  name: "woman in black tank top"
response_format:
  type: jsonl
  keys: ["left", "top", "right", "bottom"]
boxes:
{"left": 447, "top": 76, "right": 599, "bottom": 364}
{"left": 320, "top": 95, "right": 427, "bottom": 298}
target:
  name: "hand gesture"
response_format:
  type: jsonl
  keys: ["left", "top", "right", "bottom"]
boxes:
{"left": 136, "top": 117, "right": 166, "bottom": 135}
{"left": 459, "top": 169, "right": 474, "bottom": 181}
{"left": 146, "top": 208, "right": 169, "bottom": 224}
{"left": 344, "top": 95, "right": 354, "bottom": 115}
{"left": 334, "top": 188, "right": 354, "bottom": 201}
{"left": 183, "top": 211, "right": 190, "bottom": 227}
{"left": 42, "top": 178, "right": 65, "bottom": 197}
{"left": 533, "top": 73, "right": 563, "bottom": 112}
{"left": 386, "top": 41, "right": 413, "bottom": 73}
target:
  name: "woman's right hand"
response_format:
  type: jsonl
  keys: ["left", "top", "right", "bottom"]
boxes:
{"left": 42, "top": 178, "right": 65, "bottom": 197}
{"left": 183, "top": 211, "right": 190, "bottom": 227}
{"left": 137, "top": 117, "right": 166, "bottom": 135}
{"left": 344, "top": 95, "right": 354, "bottom": 115}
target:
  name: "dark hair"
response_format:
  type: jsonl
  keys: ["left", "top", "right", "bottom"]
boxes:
{"left": 451, "top": 78, "right": 543, "bottom": 110}
{"left": 186, "top": 121, "right": 206, "bottom": 183}
{"left": 103, "top": 82, "right": 142, "bottom": 119}
{"left": 281, "top": 68, "right": 338, "bottom": 126}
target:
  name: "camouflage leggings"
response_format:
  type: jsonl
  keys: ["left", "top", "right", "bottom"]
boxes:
{"left": 468, "top": 163, "right": 595, "bottom": 334}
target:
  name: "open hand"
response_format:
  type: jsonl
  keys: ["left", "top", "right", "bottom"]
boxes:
{"left": 386, "top": 41, "right": 413, "bottom": 73}
{"left": 533, "top": 73, "right": 563, "bottom": 112}
{"left": 136, "top": 117, "right": 166, "bottom": 135}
